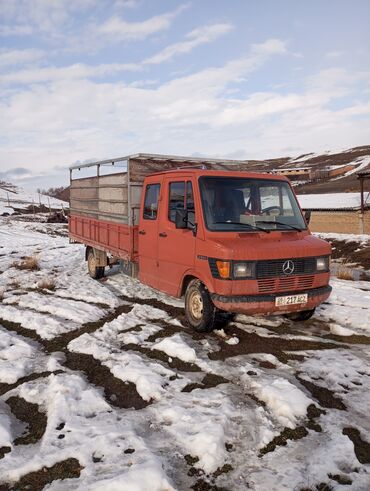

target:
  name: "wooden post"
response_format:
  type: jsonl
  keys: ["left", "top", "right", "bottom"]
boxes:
{"left": 360, "top": 177, "right": 364, "bottom": 214}
{"left": 7, "top": 192, "right": 10, "bottom": 207}
{"left": 38, "top": 192, "right": 41, "bottom": 206}
{"left": 48, "top": 197, "right": 51, "bottom": 215}
{"left": 32, "top": 199, "right": 35, "bottom": 216}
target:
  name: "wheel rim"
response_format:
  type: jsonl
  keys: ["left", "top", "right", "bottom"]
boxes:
{"left": 88, "top": 253, "right": 96, "bottom": 275}
{"left": 188, "top": 290, "right": 203, "bottom": 320}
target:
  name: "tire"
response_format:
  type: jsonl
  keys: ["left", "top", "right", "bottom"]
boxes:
{"left": 185, "top": 279, "right": 217, "bottom": 332}
{"left": 87, "top": 249, "right": 105, "bottom": 279}
{"left": 285, "top": 308, "right": 315, "bottom": 322}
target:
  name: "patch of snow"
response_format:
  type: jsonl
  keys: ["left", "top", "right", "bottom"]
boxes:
{"left": 0, "top": 326, "right": 43, "bottom": 383}
{"left": 3, "top": 292, "right": 106, "bottom": 324}
{"left": 152, "top": 390, "right": 234, "bottom": 473}
{"left": 152, "top": 333, "right": 197, "bottom": 363}
{"left": 250, "top": 377, "right": 313, "bottom": 428}
{"left": 329, "top": 323, "right": 355, "bottom": 336}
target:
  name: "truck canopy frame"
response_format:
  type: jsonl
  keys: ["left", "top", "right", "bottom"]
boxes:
{"left": 69, "top": 153, "right": 255, "bottom": 225}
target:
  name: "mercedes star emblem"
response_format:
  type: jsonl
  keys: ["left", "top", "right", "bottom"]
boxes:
{"left": 282, "top": 260, "right": 295, "bottom": 275}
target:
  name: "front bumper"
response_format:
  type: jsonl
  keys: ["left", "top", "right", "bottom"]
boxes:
{"left": 211, "top": 285, "right": 332, "bottom": 315}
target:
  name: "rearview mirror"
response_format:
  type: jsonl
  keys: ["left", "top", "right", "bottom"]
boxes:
{"left": 175, "top": 209, "right": 188, "bottom": 229}
{"left": 304, "top": 210, "right": 311, "bottom": 225}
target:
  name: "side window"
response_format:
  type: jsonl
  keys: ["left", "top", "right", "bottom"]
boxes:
{"left": 143, "top": 183, "right": 160, "bottom": 220}
{"left": 168, "top": 181, "right": 185, "bottom": 222}
{"left": 186, "top": 181, "right": 195, "bottom": 222}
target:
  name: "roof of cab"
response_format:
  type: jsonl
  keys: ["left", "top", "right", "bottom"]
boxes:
{"left": 145, "top": 168, "right": 289, "bottom": 181}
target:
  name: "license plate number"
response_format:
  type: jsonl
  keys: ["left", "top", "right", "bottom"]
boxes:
{"left": 275, "top": 294, "right": 308, "bottom": 306}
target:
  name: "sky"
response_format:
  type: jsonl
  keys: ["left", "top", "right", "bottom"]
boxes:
{"left": 0, "top": 0, "right": 369, "bottom": 189}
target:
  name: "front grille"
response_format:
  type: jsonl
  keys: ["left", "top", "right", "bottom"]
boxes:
{"left": 258, "top": 275, "right": 314, "bottom": 293}
{"left": 256, "top": 257, "right": 316, "bottom": 278}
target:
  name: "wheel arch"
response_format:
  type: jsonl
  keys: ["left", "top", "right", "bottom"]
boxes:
{"left": 179, "top": 270, "right": 213, "bottom": 297}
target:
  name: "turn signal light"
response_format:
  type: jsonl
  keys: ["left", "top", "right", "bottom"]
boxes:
{"left": 216, "top": 260, "right": 231, "bottom": 279}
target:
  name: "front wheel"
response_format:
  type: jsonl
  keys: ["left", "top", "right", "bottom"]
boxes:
{"left": 185, "top": 280, "right": 217, "bottom": 332}
{"left": 87, "top": 249, "right": 105, "bottom": 279}
{"left": 285, "top": 308, "right": 315, "bottom": 322}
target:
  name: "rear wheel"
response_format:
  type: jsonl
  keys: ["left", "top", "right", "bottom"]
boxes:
{"left": 285, "top": 308, "right": 315, "bottom": 322}
{"left": 185, "top": 280, "right": 216, "bottom": 332}
{"left": 87, "top": 249, "right": 105, "bottom": 279}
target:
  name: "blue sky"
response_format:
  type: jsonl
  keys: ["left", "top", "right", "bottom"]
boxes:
{"left": 0, "top": 0, "right": 369, "bottom": 189}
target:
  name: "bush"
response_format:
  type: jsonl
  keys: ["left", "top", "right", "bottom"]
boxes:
{"left": 12, "top": 256, "right": 40, "bottom": 271}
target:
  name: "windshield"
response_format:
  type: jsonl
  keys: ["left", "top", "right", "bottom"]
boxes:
{"left": 199, "top": 177, "right": 306, "bottom": 232}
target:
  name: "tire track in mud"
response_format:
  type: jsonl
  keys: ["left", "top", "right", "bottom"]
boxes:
{"left": 64, "top": 351, "right": 149, "bottom": 409}
{"left": 296, "top": 375, "right": 347, "bottom": 410}
{"left": 5, "top": 396, "right": 47, "bottom": 446}
{"left": 0, "top": 458, "right": 82, "bottom": 491}
{"left": 208, "top": 326, "right": 342, "bottom": 363}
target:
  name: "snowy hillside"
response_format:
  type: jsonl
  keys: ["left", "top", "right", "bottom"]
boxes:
{"left": 0, "top": 215, "right": 369, "bottom": 490}
{"left": 0, "top": 183, "right": 68, "bottom": 215}
{"left": 297, "top": 192, "right": 370, "bottom": 210}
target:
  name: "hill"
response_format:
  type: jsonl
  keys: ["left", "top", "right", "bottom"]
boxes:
{"left": 0, "top": 181, "right": 68, "bottom": 216}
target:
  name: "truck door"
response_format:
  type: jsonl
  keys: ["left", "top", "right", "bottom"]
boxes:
{"left": 157, "top": 178, "right": 196, "bottom": 296}
{"left": 138, "top": 181, "right": 161, "bottom": 289}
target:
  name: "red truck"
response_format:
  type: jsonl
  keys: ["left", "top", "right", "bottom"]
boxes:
{"left": 69, "top": 153, "right": 331, "bottom": 331}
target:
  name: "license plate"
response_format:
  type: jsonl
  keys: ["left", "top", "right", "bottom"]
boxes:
{"left": 275, "top": 294, "right": 308, "bottom": 307}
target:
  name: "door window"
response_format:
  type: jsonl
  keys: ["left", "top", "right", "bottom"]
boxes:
{"left": 168, "top": 181, "right": 185, "bottom": 222}
{"left": 143, "top": 183, "right": 160, "bottom": 220}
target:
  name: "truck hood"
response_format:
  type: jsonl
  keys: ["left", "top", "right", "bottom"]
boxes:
{"left": 204, "top": 231, "right": 331, "bottom": 261}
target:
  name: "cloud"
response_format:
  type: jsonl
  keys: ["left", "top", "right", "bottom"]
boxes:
{"left": 0, "top": 22, "right": 233, "bottom": 85}
{"left": 97, "top": 3, "right": 189, "bottom": 41}
{"left": 0, "top": 0, "right": 96, "bottom": 37}
{"left": 0, "top": 48, "right": 44, "bottom": 67}
{"left": 0, "top": 61, "right": 142, "bottom": 85}
{"left": 144, "top": 23, "right": 233, "bottom": 64}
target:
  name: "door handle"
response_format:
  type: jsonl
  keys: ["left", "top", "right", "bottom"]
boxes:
{"left": 139, "top": 230, "right": 146, "bottom": 235}
{"left": 159, "top": 232, "right": 167, "bottom": 237}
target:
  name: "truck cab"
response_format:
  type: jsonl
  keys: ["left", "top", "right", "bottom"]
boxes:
{"left": 137, "top": 169, "right": 331, "bottom": 331}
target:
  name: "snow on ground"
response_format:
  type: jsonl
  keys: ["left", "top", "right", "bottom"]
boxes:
{"left": 297, "top": 192, "right": 370, "bottom": 210}
{"left": 0, "top": 215, "right": 370, "bottom": 490}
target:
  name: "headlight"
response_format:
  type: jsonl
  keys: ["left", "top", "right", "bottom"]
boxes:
{"left": 316, "top": 256, "right": 330, "bottom": 271}
{"left": 233, "top": 262, "right": 254, "bottom": 278}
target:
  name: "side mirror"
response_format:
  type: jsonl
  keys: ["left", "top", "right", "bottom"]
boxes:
{"left": 175, "top": 209, "right": 188, "bottom": 229}
{"left": 304, "top": 210, "right": 311, "bottom": 225}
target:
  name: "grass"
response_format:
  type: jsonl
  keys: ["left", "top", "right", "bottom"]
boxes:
{"left": 12, "top": 255, "right": 39, "bottom": 271}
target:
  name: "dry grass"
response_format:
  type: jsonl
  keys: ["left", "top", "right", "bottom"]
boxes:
{"left": 37, "top": 278, "right": 56, "bottom": 291}
{"left": 335, "top": 266, "right": 355, "bottom": 281}
{"left": 12, "top": 255, "right": 40, "bottom": 271}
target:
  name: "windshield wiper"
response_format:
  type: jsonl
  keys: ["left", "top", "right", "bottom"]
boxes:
{"left": 213, "top": 221, "right": 270, "bottom": 233}
{"left": 255, "top": 220, "right": 302, "bottom": 232}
